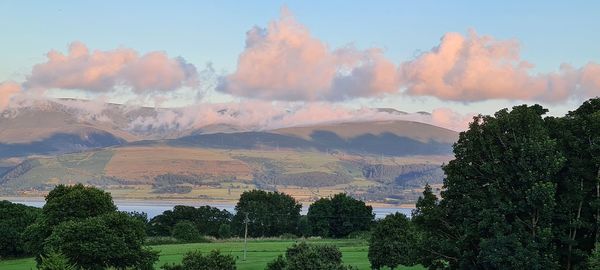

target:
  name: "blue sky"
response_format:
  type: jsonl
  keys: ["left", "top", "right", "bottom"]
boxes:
{"left": 1, "top": 1, "right": 599, "bottom": 119}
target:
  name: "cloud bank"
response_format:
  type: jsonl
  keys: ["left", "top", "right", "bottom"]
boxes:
{"left": 0, "top": 81, "right": 21, "bottom": 111}
{"left": 24, "top": 42, "right": 199, "bottom": 94}
{"left": 398, "top": 30, "right": 600, "bottom": 102}
{"left": 217, "top": 8, "right": 399, "bottom": 101}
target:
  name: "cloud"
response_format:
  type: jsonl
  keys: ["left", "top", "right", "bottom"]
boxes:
{"left": 128, "top": 100, "right": 471, "bottom": 133}
{"left": 24, "top": 42, "right": 199, "bottom": 94}
{"left": 217, "top": 8, "right": 400, "bottom": 101}
{"left": 430, "top": 108, "right": 475, "bottom": 131}
{"left": 399, "top": 30, "right": 600, "bottom": 102}
{"left": 0, "top": 81, "right": 22, "bottom": 110}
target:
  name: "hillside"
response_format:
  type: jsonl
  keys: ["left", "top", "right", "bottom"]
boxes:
{"left": 0, "top": 100, "right": 458, "bottom": 203}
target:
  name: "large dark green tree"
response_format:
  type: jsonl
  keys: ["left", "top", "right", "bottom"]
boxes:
{"left": 0, "top": 200, "right": 41, "bottom": 258}
{"left": 22, "top": 184, "right": 157, "bottom": 269}
{"left": 547, "top": 98, "right": 600, "bottom": 269}
{"left": 418, "top": 105, "right": 565, "bottom": 269}
{"left": 368, "top": 213, "right": 418, "bottom": 269}
{"left": 413, "top": 99, "right": 600, "bottom": 269}
{"left": 45, "top": 212, "right": 158, "bottom": 270}
{"left": 232, "top": 190, "right": 301, "bottom": 237}
{"left": 307, "top": 193, "right": 374, "bottom": 238}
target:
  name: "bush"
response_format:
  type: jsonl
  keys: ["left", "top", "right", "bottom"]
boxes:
{"left": 266, "top": 242, "right": 356, "bottom": 270}
{"left": 161, "top": 250, "right": 236, "bottom": 270}
{"left": 280, "top": 233, "right": 298, "bottom": 239}
{"left": 172, "top": 221, "right": 202, "bottom": 243}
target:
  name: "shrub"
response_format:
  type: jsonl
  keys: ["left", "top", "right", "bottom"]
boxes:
{"left": 266, "top": 242, "right": 356, "bottom": 270}
{"left": 161, "top": 250, "right": 236, "bottom": 270}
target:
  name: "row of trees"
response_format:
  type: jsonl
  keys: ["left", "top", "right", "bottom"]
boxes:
{"left": 148, "top": 190, "right": 375, "bottom": 240}
{"left": 367, "top": 98, "right": 600, "bottom": 269}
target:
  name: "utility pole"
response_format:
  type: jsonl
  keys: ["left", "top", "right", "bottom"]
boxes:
{"left": 243, "top": 212, "right": 249, "bottom": 261}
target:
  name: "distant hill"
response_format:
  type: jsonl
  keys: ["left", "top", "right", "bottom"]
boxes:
{"left": 170, "top": 120, "right": 456, "bottom": 156}
{"left": 0, "top": 99, "right": 457, "bottom": 159}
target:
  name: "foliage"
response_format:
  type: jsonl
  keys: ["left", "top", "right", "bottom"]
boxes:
{"left": 232, "top": 190, "right": 301, "bottom": 237}
{"left": 20, "top": 185, "right": 157, "bottom": 269}
{"left": 218, "top": 223, "right": 232, "bottom": 239}
{"left": 172, "top": 221, "right": 203, "bottom": 242}
{"left": 307, "top": 193, "right": 374, "bottom": 238}
{"left": 0, "top": 200, "right": 41, "bottom": 258}
{"left": 368, "top": 213, "right": 418, "bottom": 269}
{"left": 161, "top": 250, "right": 236, "bottom": 270}
{"left": 43, "top": 184, "right": 117, "bottom": 226}
{"left": 266, "top": 242, "right": 356, "bottom": 270}
{"left": 45, "top": 211, "right": 158, "bottom": 270}
{"left": 148, "top": 205, "right": 233, "bottom": 238}
{"left": 37, "top": 250, "right": 77, "bottom": 270}
{"left": 412, "top": 100, "right": 600, "bottom": 269}
{"left": 588, "top": 244, "right": 600, "bottom": 270}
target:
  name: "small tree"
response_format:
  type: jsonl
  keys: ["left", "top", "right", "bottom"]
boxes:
{"left": 172, "top": 221, "right": 202, "bottom": 242}
{"left": 38, "top": 250, "right": 77, "bottom": 270}
{"left": 368, "top": 213, "right": 418, "bottom": 269}
{"left": 161, "top": 250, "right": 236, "bottom": 270}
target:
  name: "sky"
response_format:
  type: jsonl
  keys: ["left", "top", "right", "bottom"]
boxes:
{"left": 1, "top": 1, "right": 599, "bottom": 131}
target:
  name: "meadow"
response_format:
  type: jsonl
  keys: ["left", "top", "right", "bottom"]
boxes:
{"left": 0, "top": 238, "right": 424, "bottom": 270}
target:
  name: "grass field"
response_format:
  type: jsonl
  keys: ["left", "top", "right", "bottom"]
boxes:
{"left": 0, "top": 238, "right": 424, "bottom": 270}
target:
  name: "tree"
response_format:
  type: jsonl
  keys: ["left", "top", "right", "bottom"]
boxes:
{"left": 172, "top": 221, "right": 202, "bottom": 242}
{"left": 546, "top": 98, "right": 600, "bottom": 269}
{"left": 415, "top": 104, "right": 565, "bottom": 269}
{"left": 218, "top": 223, "right": 232, "bottom": 239}
{"left": 24, "top": 184, "right": 118, "bottom": 261}
{"left": 266, "top": 242, "right": 356, "bottom": 270}
{"left": 411, "top": 184, "right": 450, "bottom": 268}
{"left": 43, "top": 184, "right": 116, "bottom": 226}
{"left": 45, "top": 211, "right": 158, "bottom": 270}
{"left": 38, "top": 250, "right": 77, "bottom": 270}
{"left": 0, "top": 200, "right": 41, "bottom": 258}
{"left": 232, "top": 190, "right": 301, "bottom": 237}
{"left": 307, "top": 193, "right": 374, "bottom": 238}
{"left": 148, "top": 205, "right": 232, "bottom": 238}
{"left": 161, "top": 250, "right": 236, "bottom": 270}
{"left": 368, "top": 213, "right": 418, "bottom": 269}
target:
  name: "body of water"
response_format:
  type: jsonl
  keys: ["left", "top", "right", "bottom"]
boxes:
{"left": 9, "top": 200, "right": 413, "bottom": 219}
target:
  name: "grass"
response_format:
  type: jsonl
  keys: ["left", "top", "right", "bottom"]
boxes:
{"left": 0, "top": 238, "right": 424, "bottom": 270}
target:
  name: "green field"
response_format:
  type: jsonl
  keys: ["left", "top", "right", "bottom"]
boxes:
{"left": 0, "top": 238, "right": 423, "bottom": 270}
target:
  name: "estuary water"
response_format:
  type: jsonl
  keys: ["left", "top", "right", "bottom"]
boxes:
{"left": 9, "top": 200, "right": 413, "bottom": 219}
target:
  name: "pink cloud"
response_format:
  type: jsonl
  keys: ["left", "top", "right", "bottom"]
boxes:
{"left": 218, "top": 8, "right": 400, "bottom": 101}
{"left": 25, "top": 42, "right": 198, "bottom": 94}
{"left": 0, "top": 81, "right": 21, "bottom": 111}
{"left": 398, "top": 30, "right": 595, "bottom": 102}
{"left": 430, "top": 108, "right": 475, "bottom": 131}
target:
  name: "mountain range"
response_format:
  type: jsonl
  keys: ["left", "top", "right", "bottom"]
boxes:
{"left": 0, "top": 99, "right": 458, "bottom": 204}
